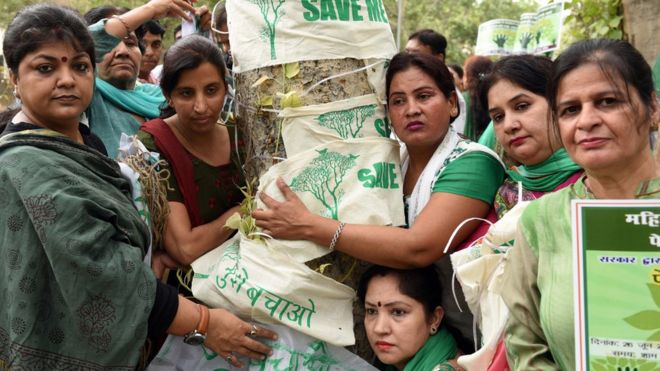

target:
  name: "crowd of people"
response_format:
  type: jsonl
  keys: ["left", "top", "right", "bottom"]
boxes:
{"left": 0, "top": 1, "right": 658, "bottom": 370}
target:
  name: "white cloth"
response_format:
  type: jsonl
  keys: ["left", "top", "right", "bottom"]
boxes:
{"left": 401, "top": 127, "right": 460, "bottom": 225}
{"left": 226, "top": 0, "right": 397, "bottom": 72}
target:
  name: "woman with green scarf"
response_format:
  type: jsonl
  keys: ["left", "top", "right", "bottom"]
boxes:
{"left": 457, "top": 54, "right": 583, "bottom": 371}
{"left": 481, "top": 55, "right": 583, "bottom": 220}
{"left": 358, "top": 265, "right": 459, "bottom": 371}
{"left": 82, "top": 1, "right": 211, "bottom": 158}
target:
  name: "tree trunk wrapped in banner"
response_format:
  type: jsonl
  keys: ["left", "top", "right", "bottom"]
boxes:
{"left": 193, "top": 0, "right": 399, "bottom": 360}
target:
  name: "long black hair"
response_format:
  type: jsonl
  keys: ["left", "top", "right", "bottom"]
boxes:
{"left": 159, "top": 35, "right": 227, "bottom": 118}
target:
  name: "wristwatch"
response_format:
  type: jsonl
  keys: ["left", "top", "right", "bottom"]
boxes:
{"left": 183, "top": 304, "right": 209, "bottom": 346}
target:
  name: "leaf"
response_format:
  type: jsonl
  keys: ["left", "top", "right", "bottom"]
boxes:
{"left": 224, "top": 212, "right": 241, "bottom": 230}
{"left": 278, "top": 91, "right": 302, "bottom": 108}
{"left": 251, "top": 75, "right": 272, "bottom": 88}
{"left": 259, "top": 95, "right": 273, "bottom": 107}
{"left": 648, "top": 329, "right": 660, "bottom": 342}
{"left": 623, "top": 310, "right": 660, "bottom": 330}
{"left": 608, "top": 29, "right": 623, "bottom": 39}
{"left": 648, "top": 283, "right": 660, "bottom": 308}
{"left": 317, "top": 263, "right": 332, "bottom": 274}
{"left": 608, "top": 15, "right": 622, "bottom": 27}
{"left": 283, "top": 62, "right": 300, "bottom": 79}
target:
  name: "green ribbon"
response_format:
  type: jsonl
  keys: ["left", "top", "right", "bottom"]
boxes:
{"left": 386, "top": 326, "right": 457, "bottom": 371}
{"left": 507, "top": 148, "right": 581, "bottom": 192}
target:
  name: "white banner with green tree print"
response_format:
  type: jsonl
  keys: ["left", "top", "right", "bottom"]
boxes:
{"left": 280, "top": 94, "right": 391, "bottom": 157}
{"left": 148, "top": 323, "right": 378, "bottom": 370}
{"left": 192, "top": 232, "right": 357, "bottom": 345}
{"left": 256, "top": 137, "right": 405, "bottom": 264}
{"left": 226, "top": 0, "right": 397, "bottom": 73}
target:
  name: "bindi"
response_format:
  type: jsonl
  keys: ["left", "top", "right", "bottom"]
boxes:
{"left": 377, "top": 301, "right": 382, "bottom": 307}
{"left": 61, "top": 56, "right": 68, "bottom": 63}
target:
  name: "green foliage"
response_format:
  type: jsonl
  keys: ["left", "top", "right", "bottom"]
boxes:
{"left": 623, "top": 283, "right": 660, "bottom": 341}
{"left": 0, "top": 0, "right": 213, "bottom": 49}
{"left": 382, "top": 0, "right": 537, "bottom": 64}
{"left": 561, "top": 0, "right": 623, "bottom": 50}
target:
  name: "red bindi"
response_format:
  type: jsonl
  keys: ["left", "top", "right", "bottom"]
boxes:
{"left": 61, "top": 56, "right": 68, "bottom": 63}
{"left": 377, "top": 301, "right": 382, "bottom": 307}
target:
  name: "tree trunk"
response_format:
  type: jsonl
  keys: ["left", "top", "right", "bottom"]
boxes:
{"left": 622, "top": 0, "right": 660, "bottom": 64}
{"left": 234, "top": 59, "right": 379, "bottom": 359}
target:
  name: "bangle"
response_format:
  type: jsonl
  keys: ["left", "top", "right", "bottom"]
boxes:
{"left": 111, "top": 15, "right": 131, "bottom": 35}
{"left": 328, "top": 222, "right": 345, "bottom": 252}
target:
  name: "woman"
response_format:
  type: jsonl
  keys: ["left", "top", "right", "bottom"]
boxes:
{"left": 501, "top": 39, "right": 659, "bottom": 369}
{"left": 0, "top": 4, "right": 275, "bottom": 368}
{"left": 481, "top": 55, "right": 582, "bottom": 218}
{"left": 457, "top": 55, "right": 583, "bottom": 371}
{"left": 82, "top": 2, "right": 209, "bottom": 158}
{"left": 253, "top": 52, "right": 505, "bottom": 350}
{"left": 358, "top": 265, "right": 458, "bottom": 370}
{"left": 462, "top": 55, "right": 493, "bottom": 141}
{"left": 137, "top": 35, "right": 243, "bottom": 267}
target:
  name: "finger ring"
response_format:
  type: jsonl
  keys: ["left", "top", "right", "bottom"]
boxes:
{"left": 226, "top": 353, "right": 233, "bottom": 363}
{"left": 248, "top": 324, "right": 258, "bottom": 337}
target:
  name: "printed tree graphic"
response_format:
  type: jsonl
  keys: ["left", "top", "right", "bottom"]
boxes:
{"left": 250, "top": 0, "right": 286, "bottom": 60}
{"left": 290, "top": 149, "right": 358, "bottom": 220}
{"left": 316, "top": 104, "right": 377, "bottom": 139}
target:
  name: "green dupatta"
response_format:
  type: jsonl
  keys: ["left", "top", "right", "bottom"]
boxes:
{"left": 386, "top": 326, "right": 457, "bottom": 371}
{"left": 507, "top": 148, "right": 581, "bottom": 192}
{"left": 0, "top": 129, "right": 155, "bottom": 369}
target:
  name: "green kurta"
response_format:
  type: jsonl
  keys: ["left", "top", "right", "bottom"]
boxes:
{"left": 0, "top": 130, "right": 155, "bottom": 369}
{"left": 501, "top": 175, "right": 660, "bottom": 370}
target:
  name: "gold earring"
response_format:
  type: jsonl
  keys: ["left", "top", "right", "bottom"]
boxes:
{"left": 430, "top": 327, "right": 438, "bottom": 335}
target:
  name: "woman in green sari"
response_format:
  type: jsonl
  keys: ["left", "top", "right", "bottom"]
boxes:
{"left": 0, "top": 4, "right": 275, "bottom": 368}
{"left": 501, "top": 39, "right": 660, "bottom": 370}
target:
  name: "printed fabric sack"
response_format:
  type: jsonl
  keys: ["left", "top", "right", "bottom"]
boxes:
{"left": 148, "top": 323, "right": 378, "bottom": 371}
{"left": 191, "top": 232, "right": 356, "bottom": 346}
{"left": 450, "top": 201, "right": 530, "bottom": 370}
{"left": 257, "top": 137, "right": 405, "bottom": 263}
{"left": 226, "top": 0, "right": 397, "bottom": 72}
{"left": 280, "top": 94, "right": 391, "bottom": 157}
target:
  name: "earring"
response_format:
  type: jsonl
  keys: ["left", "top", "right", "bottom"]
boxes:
{"left": 430, "top": 327, "right": 437, "bottom": 335}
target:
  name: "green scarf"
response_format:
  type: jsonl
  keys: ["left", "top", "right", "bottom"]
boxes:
{"left": 386, "top": 326, "right": 457, "bottom": 371}
{"left": 507, "top": 148, "right": 581, "bottom": 192}
{"left": 95, "top": 77, "right": 164, "bottom": 119}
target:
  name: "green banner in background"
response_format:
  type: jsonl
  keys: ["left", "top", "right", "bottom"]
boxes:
{"left": 573, "top": 200, "right": 660, "bottom": 371}
{"left": 476, "top": 2, "right": 564, "bottom": 56}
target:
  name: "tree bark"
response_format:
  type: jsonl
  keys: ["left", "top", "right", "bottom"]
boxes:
{"left": 235, "top": 59, "right": 379, "bottom": 359}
